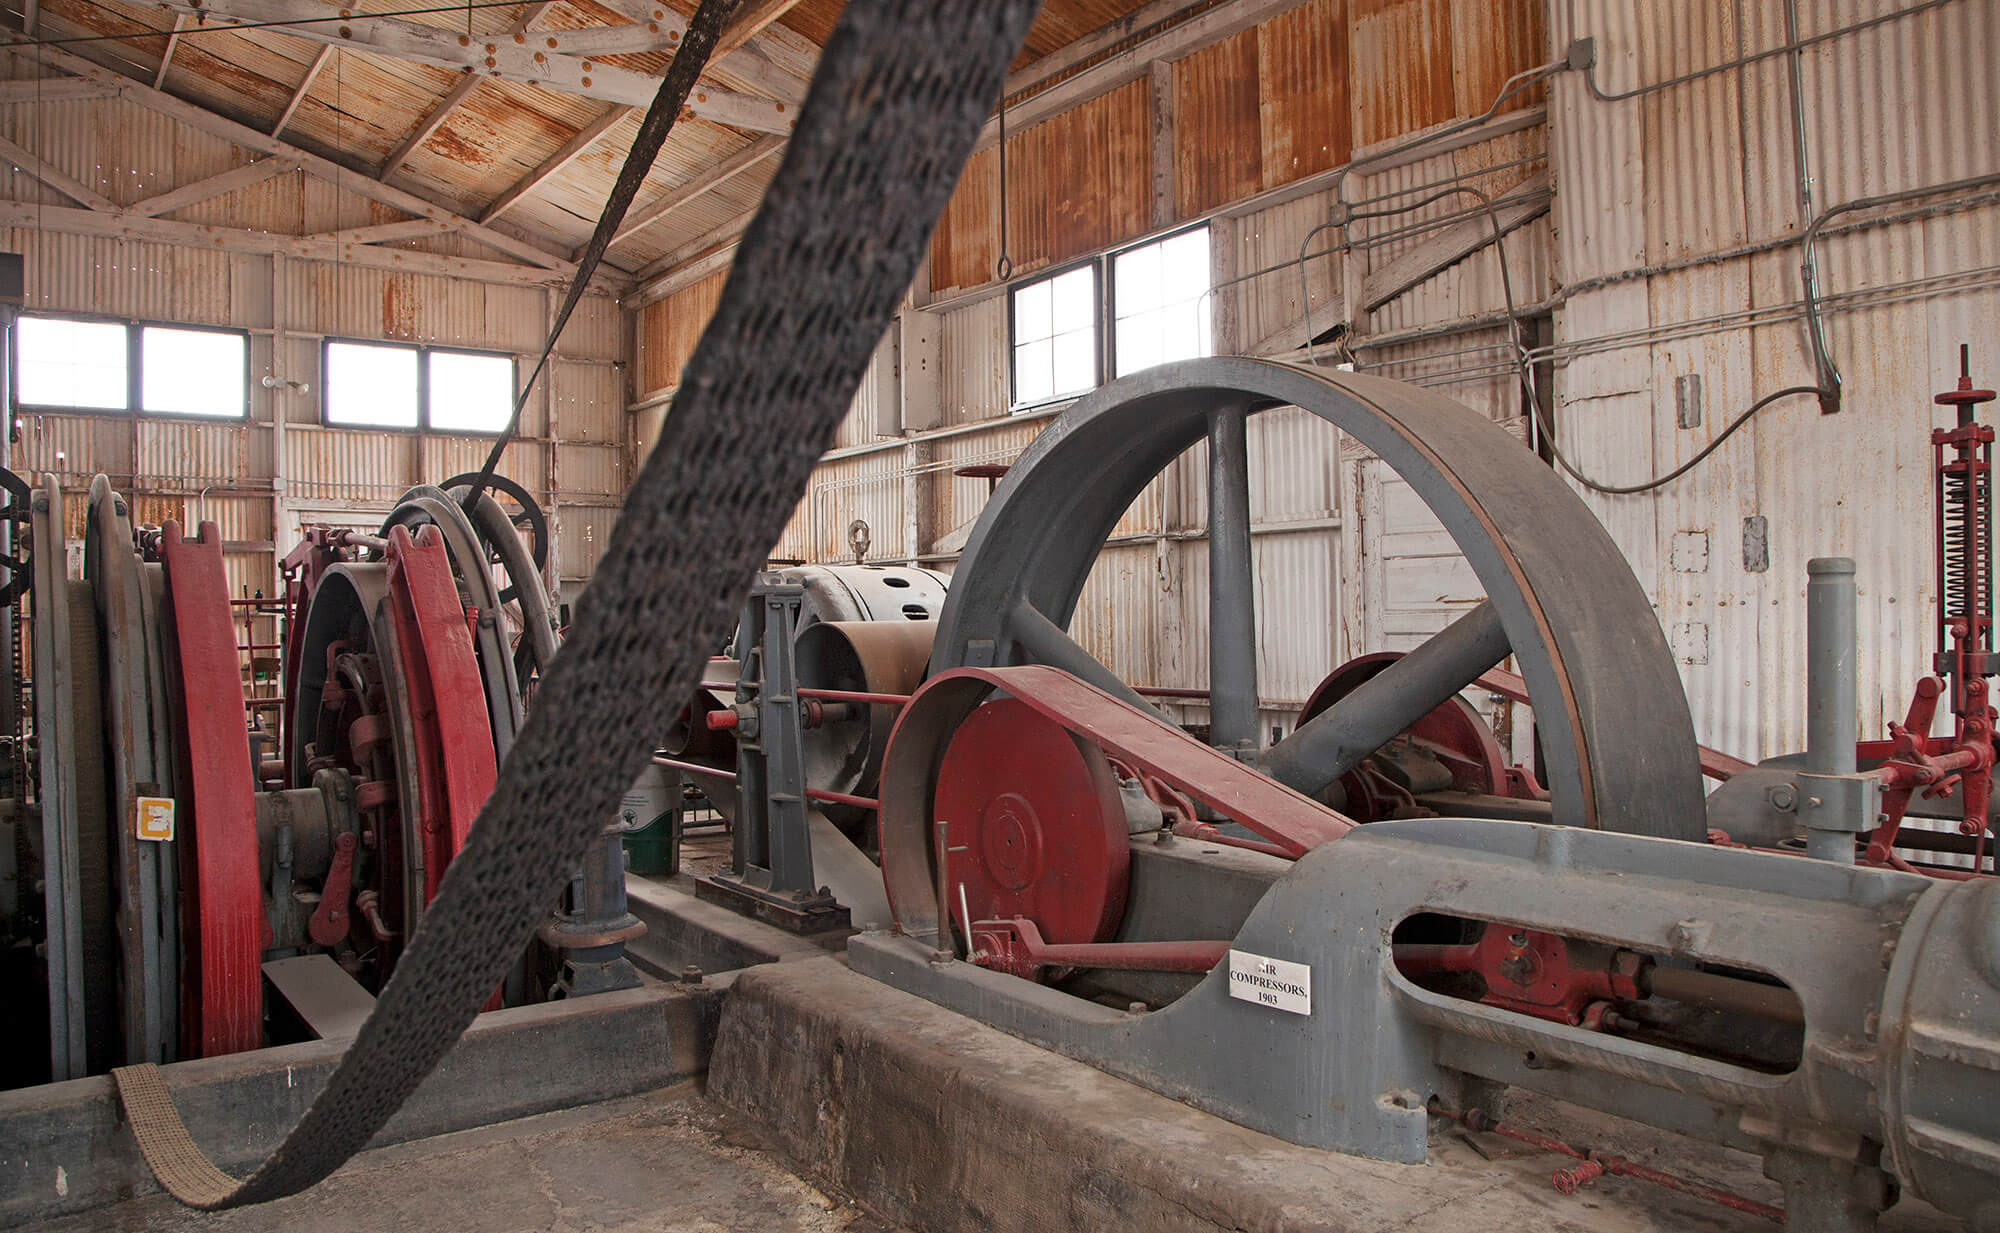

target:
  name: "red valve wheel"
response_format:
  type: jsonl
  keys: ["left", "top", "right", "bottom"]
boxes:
{"left": 934, "top": 696, "right": 1129, "bottom": 953}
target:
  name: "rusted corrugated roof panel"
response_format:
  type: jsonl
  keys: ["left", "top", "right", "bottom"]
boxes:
{"left": 1175, "top": 0, "right": 1352, "bottom": 220}
{"left": 929, "top": 144, "right": 1000, "bottom": 295}
{"left": 394, "top": 82, "right": 600, "bottom": 211}
{"left": 1258, "top": 0, "right": 1350, "bottom": 188}
{"left": 779, "top": 0, "right": 1157, "bottom": 69}
{"left": 931, "top": 76, "right": 1147, "bottom": 290}
{"left": 285, "top": 51, "right": 463, "bottom": 170}
{"left": 1173, "top": 27, "right": 1260, "bottom": 219}
{"left": 1449, "top": 0, "right": 1545, "bottom": 120}
{"left": 1348, "top": 0, "right": 1455, "bottom": 148}
{"left": 636, "top": 266, "right": 724, "bottom": 395}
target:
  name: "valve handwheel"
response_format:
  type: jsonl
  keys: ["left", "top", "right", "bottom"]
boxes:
{"left": 935, "top": 697, "right": 1129, "bottom": 957}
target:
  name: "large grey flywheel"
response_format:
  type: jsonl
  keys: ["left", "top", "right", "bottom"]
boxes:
{"left": 931, "top": 358, "right": 1705, "bottom": 841}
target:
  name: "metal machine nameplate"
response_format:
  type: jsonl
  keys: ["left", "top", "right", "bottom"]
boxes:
{"left": 1228, "top": 949, "right": 1311, "bottom": 1015}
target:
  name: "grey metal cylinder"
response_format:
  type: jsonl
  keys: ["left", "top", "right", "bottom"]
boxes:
{"left": 1806, "top": 558, "right": 1858, "bottom": 776}
{"left": 1805, "top": 557, "right": 1858, "bottom": 863}
{"left": 1207, "top": 406, "right": 1259, "bottom": 753}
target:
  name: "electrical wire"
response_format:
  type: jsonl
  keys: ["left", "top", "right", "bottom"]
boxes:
{"left": 1531, "top": 385, "right": 1830, "bottom": 496}
{"left": 1579, "top": 0, "right": 1964, "bottom": 103}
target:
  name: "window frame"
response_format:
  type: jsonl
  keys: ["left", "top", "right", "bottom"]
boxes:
{"left": 1106, "top": 223, "right": 1213, "bottom": 381}
{"left": 11, "top": 312, "right": 252, "bottom": 422}
{"left": 319, "top": 336, "right": 519, "bottom": 435}
{"left": 1006, "top": 257, "right": 1104, "bottom": 413}
{"left": 1004, "top": 223, "right": 1217, "bottom": 409}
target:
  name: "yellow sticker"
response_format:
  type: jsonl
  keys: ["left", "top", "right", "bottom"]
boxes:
{"left": 135, "top": 796, "right": 175, "bottom": 842}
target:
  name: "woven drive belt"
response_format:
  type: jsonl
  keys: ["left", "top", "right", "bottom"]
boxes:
{"left": 112, "top": 0, "right": 1041, "bottom": 1207}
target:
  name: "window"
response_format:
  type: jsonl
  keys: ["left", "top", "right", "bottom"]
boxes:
{"left": 1112, "top": 227, "right": 1211, "bottom": 378}
{"left": 141, "top": 326, "right": 250, "bottom": 418}
{"left": 1004, "top": 225, "right": 1216, "bottom": 407}
{"left": 13, "top": 315, "right": 247, "bottom": 418}
{"left": 1010, "top": 264, "right": 1098, "bottom": 408}
{"left": 322, "top": 340, "right": 514, "bottom": 434}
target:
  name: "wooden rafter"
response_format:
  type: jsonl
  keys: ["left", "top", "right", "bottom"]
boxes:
{"left": 153, "top": 14, "right": 186, "bottom": 89}
{"left": 270, "top": 45, "right": 332, "bottom": 139}
{"left": 6, "top": 40, "right": 577, "bottom": 273}
{"left": 480, "top": 103, "right": 632, "bottom": 224}
{"left": 0, "top": 78, "right": 120, "bottom": 102}
{"left": 0, "top": 199, "right": 577, "bottom": 287}
{"left": 125, "top": 157, "right": 301, "bottom": 218}
{"left": 608, "top": 134, "right": 780, "bottom": 250}
{"left": 378, "top": 0, "right": 558, "bottom": 184}
{"left": 713, "top": 0, "right": 809, "bottom": 59}
{"left": 306, "top": 218, "right": 454, "bottom": 243}
{"left": 149, "top": 0, "right": 795, "bottom": 133}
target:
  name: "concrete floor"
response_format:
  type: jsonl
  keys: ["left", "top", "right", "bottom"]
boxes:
{"left": 40, "top": 1084, "right": 901, "bottom": 1233}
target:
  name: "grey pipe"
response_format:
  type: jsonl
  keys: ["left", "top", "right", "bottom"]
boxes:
{"left": 1805, "top": 557, "right": 1859, "bottom": 863}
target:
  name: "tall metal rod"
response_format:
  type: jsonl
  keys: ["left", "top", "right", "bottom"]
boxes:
{"left": 1258, "top": 600, "right": 1509, "bottom": 797}
{"left": 1207, "top": 405, "right": 1259, "bottom": 753}
{"left": 1805, "top": 557, "right": 1858, "bottom": 864}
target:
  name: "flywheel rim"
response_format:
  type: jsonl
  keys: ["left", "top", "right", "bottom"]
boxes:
{"left": 930, "top": 358, "right": 1704, "bottom": 840}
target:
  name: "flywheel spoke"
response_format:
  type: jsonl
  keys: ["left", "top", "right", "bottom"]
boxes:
{"left": 1007, "top": 598, "right": 1161, "bottom": 717}
{"left": 1258, "top": 599, "right": 1509, "bottom": 797}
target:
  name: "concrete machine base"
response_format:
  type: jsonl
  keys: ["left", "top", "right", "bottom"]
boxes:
{"left": 710, "top": 955, "right": 1962, "bottom": 1233}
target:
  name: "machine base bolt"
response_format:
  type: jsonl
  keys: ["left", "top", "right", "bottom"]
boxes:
{"left": 679, "top": 966, "right": 703, "bottom": 985}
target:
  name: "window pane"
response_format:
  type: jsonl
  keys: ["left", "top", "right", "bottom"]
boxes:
{"left": 1013, "top": 338, "right": 1054, "bottom": 405}
{"left": 428, "top": 351, "right": 514, "bottom": 433}
{"left": 325, "top": 341, "right": 418, "bottom": 428}
{"left": 1051, "top": 329, "right": 1094, "bottom": 396}
{"left": 18, "top": 316, "right": 127, "bottom": 410}
{"left": 1161, "top": 227, "right": 1211, "bottom": 303}
{"left": 141, "top": 327, "right": 245, "bottom": 418}
{"left": 1050, "top": 266, "right": 1095, "bottom": 334}
{"left": 1158, "top": 304, "right": 1200, "bottom": 365}
{"left": 1115, "top": 311, "right": 1160, "bottom": 377}
{"left": 1113, "top": 243, "right": 1161, "bottom": 313}
{"left": 1013, "top": 278, "right": 1053, "bottom": 343}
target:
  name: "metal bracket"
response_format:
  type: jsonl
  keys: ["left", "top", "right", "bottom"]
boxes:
{"left": 698, "top": 577, "right": 850, "bottom": 935}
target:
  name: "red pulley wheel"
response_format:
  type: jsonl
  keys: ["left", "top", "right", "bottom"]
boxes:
{"left": 935, "top": 697, "right": 1129, "bottom": 950}
{"left": 158, "top": 521, "right": 264, "bottom": 1058}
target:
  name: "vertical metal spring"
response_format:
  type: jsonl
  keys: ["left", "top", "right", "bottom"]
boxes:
{"left": 1941, "top": 464, "right": 1994, "bottom": 649}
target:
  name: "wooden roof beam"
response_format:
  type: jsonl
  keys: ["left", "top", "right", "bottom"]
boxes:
{"left": 154, "top": 13, "right": 186, "bottom": 88}
{"left": 5, "top": 39, "right": 578, "bottom": 273}
{"left": 270, "top": 45, "right": 332, "bottom": 139}
{"left": 0, "top": 78, "right": 122, "bottom": 102}
{"left": 378, "top": 0, "right": 558, "bottom": 184}
{"left": 606, "top": 133, "right": 780, "bottom": 249}
{"left": 125, "top": 156, "right": 302, "bottom": 217}
{"left": 0, "top": 198, "right": 586, "bottom": 288}
{"left": 714, "top": 0, "right": 809, "bottom": 59}
{"left": 150, "top": 0, "right": 795, "bottom": 133}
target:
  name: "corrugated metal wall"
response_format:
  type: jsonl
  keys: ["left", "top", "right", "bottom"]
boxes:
{"left": 4, "top": 80, "right": 627, "bottom": 604}
{"left": 626, "top": 0, "right": 1554, "bottom": 743}
{"left": 622, "top": 0, "right": 1999, "bottom": 775}
{"left": 1550, "top": 0, "right": 2000, "bottom": 761}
